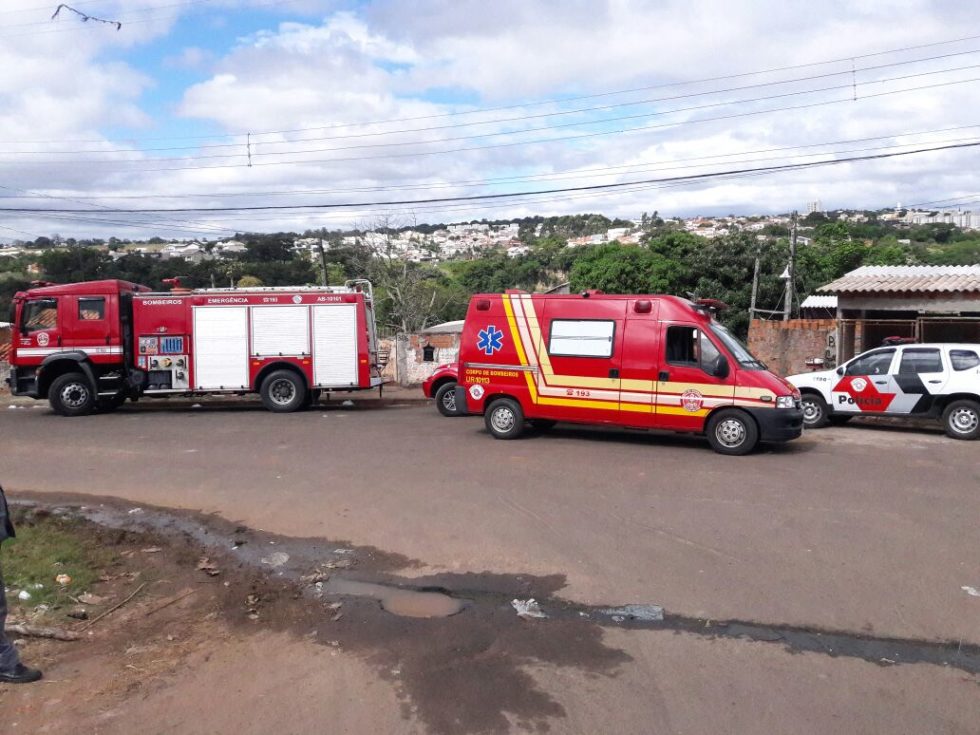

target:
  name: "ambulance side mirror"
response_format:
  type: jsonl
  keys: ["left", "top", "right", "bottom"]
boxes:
{"left": 711, "top": 355, "right": 729, "bottom": 379}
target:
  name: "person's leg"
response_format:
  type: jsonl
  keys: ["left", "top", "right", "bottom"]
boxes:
{"left": 0, "top": 563, "right": 22, "bottom": 673}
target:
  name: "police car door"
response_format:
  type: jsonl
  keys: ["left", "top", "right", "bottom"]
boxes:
{"left": 831, "top": 348, "right": 897, "bottom": 415}
{"left": 891, "top": 346, "right": 948, "bottom": 415}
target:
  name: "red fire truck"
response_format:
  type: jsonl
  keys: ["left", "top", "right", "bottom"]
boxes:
{"left": 454, "top": 290, "right": 804, "bottom": 455}
{"left": 6, "top": 278, "right": 383, "bottom": 415}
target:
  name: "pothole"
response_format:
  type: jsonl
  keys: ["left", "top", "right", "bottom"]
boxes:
{"left": 324, "top": 577, "right": 467, "bottom": 618}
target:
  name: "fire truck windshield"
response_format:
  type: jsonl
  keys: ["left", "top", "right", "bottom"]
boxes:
{"left": 710, "top": 322, "right": 767, "bottom": 370}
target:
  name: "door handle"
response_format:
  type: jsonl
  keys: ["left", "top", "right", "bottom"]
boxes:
{"left": 608, "top": 368, "right": 619, "bottom": 379}
{"left": 927, "top": 379, "right": 942, "bottom": 384}
{"left": 873, "top": 380, "right": 887, "bottom": 385}
{"left": 658, "top": 371, "right": 670, "bottom": 382}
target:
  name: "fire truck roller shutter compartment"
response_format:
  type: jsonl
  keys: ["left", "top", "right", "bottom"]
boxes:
{"left": 193, "top": 306, "right": 249, "bottom": 389}
{"left": 312, "top": 303, "right": 358, "bottom": 386}
{"left": 251, "top": 305, "right": 310, "bottom": 356}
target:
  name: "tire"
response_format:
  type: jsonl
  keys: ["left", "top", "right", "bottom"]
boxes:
{"left": 800, "top": 393, "right": 829, "bottom": 428}
{"left": 529, "top": 419, "right": 557, "bottom": 431}
{"left": 705, "top": 409, "right": 759, "bottom": 456}
{"left": 434, "top": 382, "right": 460, "bottom": 417}
{"left": 484, "top": 397, "right": 525, "bottom": 440}
{"left": 48, "top": 372, "right": 96, "bottom": 417}
{"left": 259, "top": 370, "right": 307, "bottom": 413}
{"left": 942, "top": 399, "right": 980, "bottom": 440}
{"left": 827, "top": 415, "right": 852, "bottom": 426}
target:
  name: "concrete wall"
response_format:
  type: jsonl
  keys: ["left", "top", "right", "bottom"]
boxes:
{"left": 378, "top": 332, "right": 461, "bottom": 386}
{"left": 748, "top": 319, "right": 838, "bottom": 377}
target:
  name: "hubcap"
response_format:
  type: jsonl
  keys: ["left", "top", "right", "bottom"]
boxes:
{"left": 270, "top": 378, "right": 296, "bottom": 406}
{"left": 716, "top": 418, "right": 746, "bottom": 448}
{"left": 60, "top": 382, "right": 89, "bottom": 409}
{"left": 801, "top": 399, "right": 822, "bottom": 424}
{"left": 949, "top": 407, "right": 979, "bottom": 434}
{"left": 441, "top": 391, "right": 457, "bottom": 412}
{"left": 490, "top": 405, "right": 516, "bottom": 433}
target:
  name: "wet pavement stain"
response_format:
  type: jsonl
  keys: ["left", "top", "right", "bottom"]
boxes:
{"left": 12, "top": 493, "right": 980, "bottom": 734}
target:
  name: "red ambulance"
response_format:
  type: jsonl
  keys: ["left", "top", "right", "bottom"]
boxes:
{"left": 454, "top": 290, "right": 803, "bottom": 455}
{"left": 6, "top": 278, "right": 383, "bottom": 415}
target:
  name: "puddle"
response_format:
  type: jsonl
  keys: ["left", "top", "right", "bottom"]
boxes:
{"left": 324, "top": 577, "right": 466, "bottom": 618}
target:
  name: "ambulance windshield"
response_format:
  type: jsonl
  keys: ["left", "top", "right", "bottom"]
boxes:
{"left": 711, "top": 322, "right": 767, "bottom": 370}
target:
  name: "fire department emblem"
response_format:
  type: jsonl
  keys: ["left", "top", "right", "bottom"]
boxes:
{"left": 477, "top": 325, "right": 504, "bottom": 356}
{"left": 292, "top": 295, "right": 302, "bottom": 304}
{"left": 851, "top": 378, "right": 868, "bottom": 392}
{"left": 469, "top": 384, "right": 485, "bottom": 400}
{"left": 681, "top": 388, "right": 704, "bottom": 412}
{"left": 36, "top": 332, "right": 50, "bottom": 347}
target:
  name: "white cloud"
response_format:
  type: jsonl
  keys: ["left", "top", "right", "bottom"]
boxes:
{"left": 2, "top": 0, "right": 980, "bottom": 240}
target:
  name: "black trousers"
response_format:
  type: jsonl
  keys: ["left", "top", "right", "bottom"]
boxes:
{"left": 0, "top": 558, "right": 21, "bottom": 673}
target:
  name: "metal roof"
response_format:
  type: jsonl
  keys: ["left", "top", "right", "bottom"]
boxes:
{"left": 421, "top": 319, "right": 465, "bottom": 334}
{"left": 800, "top": 295, "right": 838, "bottom": 309}
{"left": 818, "top": 265, "right": 980, "bottom": 294}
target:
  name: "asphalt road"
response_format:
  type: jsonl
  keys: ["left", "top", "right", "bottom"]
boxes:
{"left": 2, "top": 397, "right": 979, "bottom": 733}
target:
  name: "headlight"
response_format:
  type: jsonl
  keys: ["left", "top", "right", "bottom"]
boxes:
{"left": 775, "top": 396, "right": 796, "bottom": 409}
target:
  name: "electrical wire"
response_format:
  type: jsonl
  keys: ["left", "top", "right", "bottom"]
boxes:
{"left": 3, "top": 140, "right": 975, "bottom": 214}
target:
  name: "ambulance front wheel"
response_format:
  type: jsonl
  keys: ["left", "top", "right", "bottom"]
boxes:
{"left": 706, "top": 409, "right": 759, "bottom": 456}
{"left": 260, "top": 370, "right": 308, "bottom": 413}
{"left": 485, "top": 397, "right": 525, "bottom": 440}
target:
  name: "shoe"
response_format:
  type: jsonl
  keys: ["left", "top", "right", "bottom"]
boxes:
{"left": 0, "top": 664, "right": 43, "bottom": 684}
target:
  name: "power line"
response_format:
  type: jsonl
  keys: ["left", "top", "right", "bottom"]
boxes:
{"left": 6, "top": 48, "right": 979, "bottom": 156}
{"left": 8, "top": 32, "right": 980, "bottom": 145}
{"left": 3, "top": 140, "right": 975, "bottom": 214}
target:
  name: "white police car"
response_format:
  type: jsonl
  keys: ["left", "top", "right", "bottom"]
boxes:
{"left": 787, "top": 343, "right": 980, "bottom": 439}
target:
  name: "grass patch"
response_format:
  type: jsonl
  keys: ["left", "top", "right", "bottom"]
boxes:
{"left": 2, "top": 515, "right": 113, "bottom": 611}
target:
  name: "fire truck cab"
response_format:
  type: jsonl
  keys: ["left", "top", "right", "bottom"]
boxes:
{"left": 7, "top": 278, "right": 383, "bottom": 415}
{"left": 455, "top": 290, "right": 804, "bottom": 455}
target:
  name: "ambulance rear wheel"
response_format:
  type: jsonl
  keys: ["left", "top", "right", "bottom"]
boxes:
{"left": 800, "top": 393, "right": 829, "bottom": 428}
{"left": 485, "top": 397, "right": 525, "bottom": 440}
{"left": 260, "top": 370, "right": 307, "bottom": 413}
{"left": 942, "top": 399, "right": 980, "bottom": 440}
{"left": 435, "top": 382, "right": 460, "bottom": 417}
{"left": 48, "top": 372, "right": 96, "bottom": 417}
{"left": 706, "top": 409, "right": 759, "bottom": 456}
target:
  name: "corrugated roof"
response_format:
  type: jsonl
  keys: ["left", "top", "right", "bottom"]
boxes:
{"left": 818, "top": 265, "right": 980, "bottom": 294}
{"left": 421, "top": 319, "right": 465, "bottom": 334}
{"left": 800, "top": 295, "right": 838, "bottom": 309}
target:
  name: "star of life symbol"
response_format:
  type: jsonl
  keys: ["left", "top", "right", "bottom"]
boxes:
{"left": 477, "top": 325, "right": 504, "bottom": 356}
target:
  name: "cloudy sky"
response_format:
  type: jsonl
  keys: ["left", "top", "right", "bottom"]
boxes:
{"left": 1, "top": 0, "right": 979, "bottom": 241}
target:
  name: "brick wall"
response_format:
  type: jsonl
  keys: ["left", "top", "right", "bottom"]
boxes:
{"left": 747, "top": 319, "right": 837, "bottom": 377}
{"left": 377, "top": 332, "right": 461, "bottom": 386}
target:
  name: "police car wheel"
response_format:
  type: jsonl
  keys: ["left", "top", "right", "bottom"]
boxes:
{"left": 706, "top": 409, "right": 759, "bottom": 456}
{"left": 48, "top": 372, "right": 96, "bottom": 417}
{"left": 435, "top": 382, "right": 460, "bottom": 417}
{"left": 800, "top": 394, "right": 829, "bottom": 428}
{"left": 942, "top": 400, "right": 980, "bottom": 440}
{"left": 260, "top": 370, "right": 307, "bottom": 413}
{"left": 485, "top": 398, "right": 525, "bottom": 440}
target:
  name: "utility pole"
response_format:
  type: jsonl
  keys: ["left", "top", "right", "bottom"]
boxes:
{"left": 749, "top": 251, "right": 760, "bottom": 321}
{"left": 316, "top": 237, "right": 329, "bottom": 287}
{"left": 784, "top": 211, "right": 798, "bottom": 321}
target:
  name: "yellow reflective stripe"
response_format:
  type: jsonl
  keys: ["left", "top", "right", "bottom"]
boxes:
{"left": 501, "top": 296, "right": 538, "bottom": 400}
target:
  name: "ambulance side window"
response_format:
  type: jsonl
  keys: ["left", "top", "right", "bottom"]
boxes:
{"left": 21, "top": 298, "right": 58, "bottom": 333}
{"left": 666, "top": 326, "right": 698, "bottom": 365}
{"left": 548, "top": 320, "right": 615, "bottom": 358}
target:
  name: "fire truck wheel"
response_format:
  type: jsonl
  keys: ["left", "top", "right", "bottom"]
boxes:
{"left": 800, "top": 393, "right": 829, "bottom": 428}
{"left": 485, "top": 397, "right": 525, "bottom": 440}
{"left": 942, "top": 399, "right": 980, "bottom": 440}
{"left": 260, "top": 370, "right": 308, "bottom": 413}
{"left": 706, "top": 409, "right": 759, "bottom": 456}
{"left": 48, "top": 372, "right": 96, "bottom": 417}
{"left": 434, "top": 382, "right": 460, "bottom": 417}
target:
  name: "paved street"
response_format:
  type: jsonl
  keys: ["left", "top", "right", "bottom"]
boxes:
{"left": 2, "top": 398, "right": 979, "bottom": 733}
